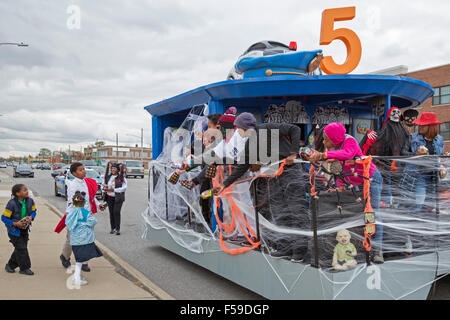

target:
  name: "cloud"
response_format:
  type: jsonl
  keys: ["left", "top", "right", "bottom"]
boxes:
{"left": 0, "top": 0, "right": 449, "bottom": 157}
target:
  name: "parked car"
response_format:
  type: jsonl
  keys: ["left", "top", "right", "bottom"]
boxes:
{"left": 52, "top": 163, "right": 64, "bottom": 170}
{"left": 227, "top": 40, "right": 297, "bottom": 80}
{"left": 13, "top": 164, "right": 34, "bottom": 178}
{"left": 122, "top": 160, "right": 144, "bottom": 178}
{"left": 86, "top": 166, "right": 105, "bottom": 180}
{"left": 81, "top": 160, "right": 97, "bottom": 167}
{"left": 51, "top": 164, "right": 70, "bottom": 178}
{"left": 0, "top": 162, "right": 7, "bottom": 168}
{"left": 97, "top": 159, "right": 108, "bottom": 168}
{"left": 31, "top": 164, "right": 38, "bottom": 169}
{"left": 41, "top": 163, "right": 51, "bottom": 170}
{"left": 54, "top": 168, "right": 103, "bottom": 199}
{"left": 12, "top": 162, "right": 19, "bottom": 168}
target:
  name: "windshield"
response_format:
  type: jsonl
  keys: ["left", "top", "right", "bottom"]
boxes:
{"left": 18, "top": 165, "right": 31, "bottom": 169}
{"left": 68, "top": 169, "right": 99, "bottom": 179}
{"left": 125, "top": 161, "right": 143, "bottom": 167}
{"left": 81, "top": 160, "right": 97, "bottom": 166}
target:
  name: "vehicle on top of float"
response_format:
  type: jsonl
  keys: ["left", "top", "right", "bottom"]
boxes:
{"left": 142, "top": 6, "right": 449, "bottom": 299}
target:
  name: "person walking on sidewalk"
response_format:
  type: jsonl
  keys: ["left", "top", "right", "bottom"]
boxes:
{"left": 2, "top": 184, "right": 37, "bottom": 275}
{"left": 56, "top": 162, "right": 105, "bottom": 271}
{"left": 103, "top": 162, "right": 127, "bottom": 235}
{"left": 65, "top": 190, "right": 103, "bottom": 286}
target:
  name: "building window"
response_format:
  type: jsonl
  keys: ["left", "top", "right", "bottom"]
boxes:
{"left": 433, "top": 86, "right": 450, "bottom": 106}
{"left": 440, "top": 122, "right": 450, "bottom": 141}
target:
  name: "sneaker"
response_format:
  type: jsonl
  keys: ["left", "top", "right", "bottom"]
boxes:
{"left": 72, "top": 277, "right": 88, "bottom": 286}
{"left": 373, "top": 251, "right": 384, "bottom": 264}
{"left": 81, "top": 264, "right": 90, "bottom": 272}
{"left": 115, "top": 230, "right": 121, "bottom": 235}
{"left": 110, "top": 229, "right": 116, "bottom": 234}
{"left": 60, "top": 254, "right": 71, "bottom": 269}
{"left": 5, "top": 264, "right": 15, "bottom": 273}
{"left": 291, "top": 251, "right": 306, "bottom": 263}
{"left": 270, "top": 249, "right": 291, "bottom": 260}
{"left": 19, "top": 269, "right": 34, "bottom": 276}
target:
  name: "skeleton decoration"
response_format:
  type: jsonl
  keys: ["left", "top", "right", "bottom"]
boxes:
{"left": 402, "top": 109, "right": 419, "bottom": 127}
{"left": 286, "top": 100, "right": 309, "bottom": 124}
{"left": 311, "top": 106, "right": 350, "bottom": 125}
{"left": 390, "top": 108, "right": 401, "bottom": 122}
{"left": 360, "top": 107, "right": 411, "bottom": 157}
{"left": 263, "top": 101, "right": 310, "bottom": 124}
{"left": 311, "top": 107, "right": 325, "bottom": 125}
{"left": 370, "top": 96, "right": 387, "bottom": 117}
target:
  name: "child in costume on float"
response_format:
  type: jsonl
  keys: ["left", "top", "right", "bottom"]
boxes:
{"left": 2, "top": 184, "right": 37, "bottom": 275}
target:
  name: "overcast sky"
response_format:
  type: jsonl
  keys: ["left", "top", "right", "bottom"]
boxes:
{"left": 0, "top": 0, "right": 449, "bottom": 157}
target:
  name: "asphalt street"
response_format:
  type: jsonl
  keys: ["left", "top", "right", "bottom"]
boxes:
{"left": 1, "top": 167, "right": 262, "bottom": 300}
{"left": 3, "top": 167, "right": 450, "bottom": 300}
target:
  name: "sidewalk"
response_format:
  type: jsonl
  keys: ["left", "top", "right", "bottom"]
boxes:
{"left": 0, "top": 171, "right": 158, "bottom": 300}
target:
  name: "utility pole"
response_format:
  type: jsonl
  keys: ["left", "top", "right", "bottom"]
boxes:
{"left": 141, "top": 128, "right": 144, "bottom": 163}
{"left": 116, "top": 133, "right": 119, "bottom": 162}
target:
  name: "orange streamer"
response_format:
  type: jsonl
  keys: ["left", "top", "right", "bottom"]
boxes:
{"left": 211, "top": 160, "right": 289, "bottom": 255}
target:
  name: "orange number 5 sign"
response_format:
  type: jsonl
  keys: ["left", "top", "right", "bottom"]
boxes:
{"left": 320, "top": 6, "right": 362, "bottom": 74}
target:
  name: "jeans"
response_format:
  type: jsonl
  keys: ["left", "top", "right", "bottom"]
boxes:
{"left": 415, "top": 178, "right": 426, "bottom": 211}
{"left": 370, "top": 169, "right": 383, "bottom": 250}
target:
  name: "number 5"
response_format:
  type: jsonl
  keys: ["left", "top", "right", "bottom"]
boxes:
{"left": 319, "top": 6, "right": 362, "bottom": 74}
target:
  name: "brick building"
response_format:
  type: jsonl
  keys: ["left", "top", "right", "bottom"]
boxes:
{"left": 85, "top": 145, "right": 152, "bottom": 169}
{"left": 402, "top": 64, "right": 450, "bottom": 152}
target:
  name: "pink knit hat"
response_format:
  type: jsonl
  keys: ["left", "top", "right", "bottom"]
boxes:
{"left": 324, "top": 122, "right": 346, "bottom": 147}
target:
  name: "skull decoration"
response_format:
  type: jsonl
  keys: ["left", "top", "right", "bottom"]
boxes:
{"left": 402, "top": 109, "right": 419, "bottom": 127}
{"left": 371, "top": 96, "right": 387, "bottom": 117}
{"left": 390, "top": 108, "right": 401, "bottom": 122}
{"left": 312, "top": 107, "right": 325, "bottom": 125}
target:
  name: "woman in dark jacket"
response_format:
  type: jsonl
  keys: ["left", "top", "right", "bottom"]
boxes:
{"left": 103, "top": 163, "right": 127, "bottom": 235}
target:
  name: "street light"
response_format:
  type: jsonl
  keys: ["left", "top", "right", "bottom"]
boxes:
{"left": 0, "top": 42, "right": 29, "bottom": 47}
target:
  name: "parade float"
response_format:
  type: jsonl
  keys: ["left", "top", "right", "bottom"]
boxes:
{"left": 142, "top": 6, "right": 450, "bottom": 299}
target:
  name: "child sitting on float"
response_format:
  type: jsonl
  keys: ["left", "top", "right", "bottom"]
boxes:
{"left": 307, "top": 122, "right": 384, "bottom": 264}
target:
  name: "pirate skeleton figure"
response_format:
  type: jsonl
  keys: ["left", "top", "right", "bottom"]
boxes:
{"left": 360, "top": 107, "right": 411, "bottom": 206}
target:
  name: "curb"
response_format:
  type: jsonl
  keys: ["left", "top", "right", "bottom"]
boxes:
{"left": 44, "top": 200, "right": 174, "bottom": 300}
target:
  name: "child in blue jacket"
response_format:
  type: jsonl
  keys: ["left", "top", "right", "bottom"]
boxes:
{"left": 65, "top": 191, "right": 103, "bottom": 286}
{"left": 2, "top": 184, "right": 37, "bottom": 275}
